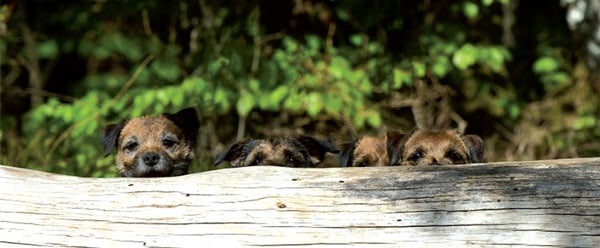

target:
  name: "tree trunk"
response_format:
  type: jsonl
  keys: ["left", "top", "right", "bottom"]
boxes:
{"left": 1, "top": 158, "right": 599, "bottom": 247}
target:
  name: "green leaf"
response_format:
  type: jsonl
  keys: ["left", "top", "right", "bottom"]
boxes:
{"left": 432, "top": 56, "right": 451, "bottom": 77}
{"left": 324, "top": 94, "right": 343, "bottom": 114}
{"left": 367, "top": 43, "right": 383, "bottom": 55}
{"left": 214, "top": 88, "right": 230, "bottom": 111}
{"left": 151, "top": 60, "right": 180, "bottom": 82}
{"left": 236, "top": 91, "right": 255, "bottom": 117}
{"left": 306, "top": 92, "right": 323, "bottom": 117}
{"left": 412, "top": 61, "right": 426, "bottom": 78}
{"left": 393, "top": 68, "right": 412, "bottom": 88}
{"left": 533, "top": 56, "right": 560, "bottom": 74}
{"left": 303, "top": 74, "right": 318, "bottom": 87}
{"left": 329, "top": 56, "right": 350, "bottom": 79}
{"left": 249, "top": 79, "right": 260, "bottom": 92}
{"left": 508, "top": 104, "right": 520, "bottom": 120}
{"left": 284, "top": 93, "right": 301, "bottom": 112}
{"left": 270, "top": 85, "right": 289, "bottom": 105}
{"left": 463, "top": 2, "right": 479, "bottom": 19}
{"left": 283, "top": 37, "right": 298, "bottom": 52}
{"left": 37, "top": 40, "right": 59, "bottom": 59}
{"left": 573, "top": 116, "right": 596, "bottom": 130}
{"left": 482, "top": 0, "right": 494, "bottom": 6}
{"left": 366, "top": 111, "right": 382, "bottom": 127}
{"left": 306, "top": 35, "right": 321, "bottom": 50}
{"left": 172, "top": 88, "right": 184, "bottom": 106}
{"left": 452, "top": 44, "right": 477, "bottom": 69}
{"left": 336, "top": 8, "right": 350, "bottom": 21}
{"left": 350, "top": 34, "right": 363, "bottom": 47}
{"left": 353, "top": 112, "right": 365, "bottom": 127}
{"left": 486, "top": 47, "right": 508, "bottom": 72}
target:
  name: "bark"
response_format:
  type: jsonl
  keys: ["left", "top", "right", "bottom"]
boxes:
{"left": 0, "top": 158, "right": 599, "bottom": 247}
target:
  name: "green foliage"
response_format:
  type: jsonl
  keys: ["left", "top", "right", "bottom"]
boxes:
{"left": 2, "top": 0, "right": 599, "bottom": 176}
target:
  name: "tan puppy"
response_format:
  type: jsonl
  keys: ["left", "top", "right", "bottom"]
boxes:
{"left": 101, "top": 108, "right": 200, "bottom": 177}
{"left": 214, "top": 136, "right": 339, "bottom": 167}
{"left": 338, "top": 135, "right": 388, "bottom": 167}
{"left": 387, "top": 129, "right": 484, "bottom": 166}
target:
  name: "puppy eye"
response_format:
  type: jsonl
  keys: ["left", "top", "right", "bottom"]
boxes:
{"left": 354, "top": 161, "right": 369, "bottom": 167}
{"left": 446, "top": 150, "right": 464, "bottom": 163}
{"left": 162, "top": 138, "right": 177, "bottom": 148}
{"left": 124, "top": 142, "right": 138, "bottom": 152}
{"left": 286, "top": 154, "right": 301, "bottom": 164}
{"left": 408, "top": 151, "right": 424, "bottom": 162}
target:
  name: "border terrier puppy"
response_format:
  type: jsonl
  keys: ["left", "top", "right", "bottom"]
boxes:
{"left": 213, "top": 136, "right": 339, "bottom": 167}
{"left": 387, "top": 129, "right": 484, "bottom": 166}
{"left": 338, "top": 135, "right": 388, "bottom": 167}
{"left": 101, "top": 108, "right": 200, "bottom": 177}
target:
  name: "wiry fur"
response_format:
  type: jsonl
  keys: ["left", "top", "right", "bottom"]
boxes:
{"left": 101, "top": 108, "right": 200, "bottom": 177}
{"left": 387, "top": 129, "right": 484, "bottom": 166}
{"left": 214, "top": 136, "right": 339, "bottom": 167}
{"left": 338, "top": 135, "right": 389, "bottom": 167}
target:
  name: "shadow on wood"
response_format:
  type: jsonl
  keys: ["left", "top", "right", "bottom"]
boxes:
{"left": 1, "top": 158, "right": 600, "bottom": 247}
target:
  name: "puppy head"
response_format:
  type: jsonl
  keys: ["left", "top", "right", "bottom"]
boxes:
{"left": 387, "top": 129, "right": 484, "bottom": 166}
{"left": 213, "top": 135, "right": 339, "bottom": 167}
{"left": 338, "top": 136, "right": 388, "bottom": 167}
{"left": 101, "top": 108, "right": 200, "bottom": 177}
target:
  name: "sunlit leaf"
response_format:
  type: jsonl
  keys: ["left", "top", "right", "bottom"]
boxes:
{"left": 236, "top": 91, "right": 255, "bottom": 117}
{"left": 350, "top": 34, "right": 363, "bottom": 47}
{"left": 573, "top": 116, "right": 596, "bottom": 130}
{"left": 463, "top": 2, "right": 479, "bottom": 19}
{"left": 393, "top": 68, "right": 412, "bottom": 88}
{"left": 432, "top": 56, "right": 451, "bottom": 77}
{"left": 452, "top": 44, "right": 477, "bottom": 69}
{"left": 329, "top": 56, "right": 350, "bottom": 78}
{"left": 324, "top": 94, "right": 343, "bottom": 114}
{"left": 270, "top": 85, "right": 289, "bottom": 105}
{"left": 306, "top": 92, "right": 323, "bottom": 117}
{"left": 366, "top": 111, "right": 382, "bottom": 127}
{"left": 283, "top": 37, "right": 298, "bottom": 52}
{"left": 533, "top": 56, "right": 560, "bottom": 74}
{"left": 412, "top": 61, "right": 426, "bottom": 78}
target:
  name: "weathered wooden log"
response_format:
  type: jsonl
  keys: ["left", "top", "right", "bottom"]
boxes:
{"left": 1, "top": 158, "right": 600, "bottom": 247}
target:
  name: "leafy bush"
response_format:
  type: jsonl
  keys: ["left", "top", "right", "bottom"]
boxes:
{"left": 2, "top": 0, "right": 599, "bottom": 176}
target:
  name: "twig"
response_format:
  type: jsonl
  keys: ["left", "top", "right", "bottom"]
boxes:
{"left": 142, "top": 9, "right": 153, "bottom": 37}
{"left": 20, "top": 24, "right": 43, "bottom": 107}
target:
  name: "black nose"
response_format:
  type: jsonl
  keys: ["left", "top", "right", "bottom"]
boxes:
{"left": 429, "top": 159, "right": 441, "bottom": 166}
{"left": 142, "top": 152, "right": 160, "bottom": 166}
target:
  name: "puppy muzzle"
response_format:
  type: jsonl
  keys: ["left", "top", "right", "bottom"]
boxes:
{"left": 131, "top": 152, "right": 173, "bottom": 177}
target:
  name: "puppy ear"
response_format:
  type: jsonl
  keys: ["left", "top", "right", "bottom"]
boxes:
{"left": 165, "top": 107, "right": 200, "bottom": 144}
{"left": 337, "top": 141, "right": 357, "bottom": 167}
{"left": 386, "top": 131, "right": 407, "bottom": 166}
{"left": 100, "top": 124, "right": 123, "bottom": 157}
{"left": 462, "top": 134, "right": 484, "bottom": 163}
{"left": 296, "top": 136, "right": 340, "bottom": 165}
{"left": 213, "top": 141, "right": 246, "bottom": 166}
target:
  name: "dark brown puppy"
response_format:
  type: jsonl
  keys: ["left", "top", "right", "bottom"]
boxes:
{"left": 214, "top": 136, "right": 339, "bottom": 167}
{"left": 387, "top": 129, "right": 484, "bottom": 166}
{"left": 101, "top": 108, "right": 200, "bottom": 177}
{"left": 339, "top": 135, "right": 388, "bottom": 167}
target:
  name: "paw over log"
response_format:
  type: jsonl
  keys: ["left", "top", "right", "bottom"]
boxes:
{"left": 0, "top": 158, "right": 599, "bottom": 247}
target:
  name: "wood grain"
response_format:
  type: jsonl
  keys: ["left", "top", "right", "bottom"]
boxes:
{"left": 1, "top": 158, "right": 599, "bottom": 247}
